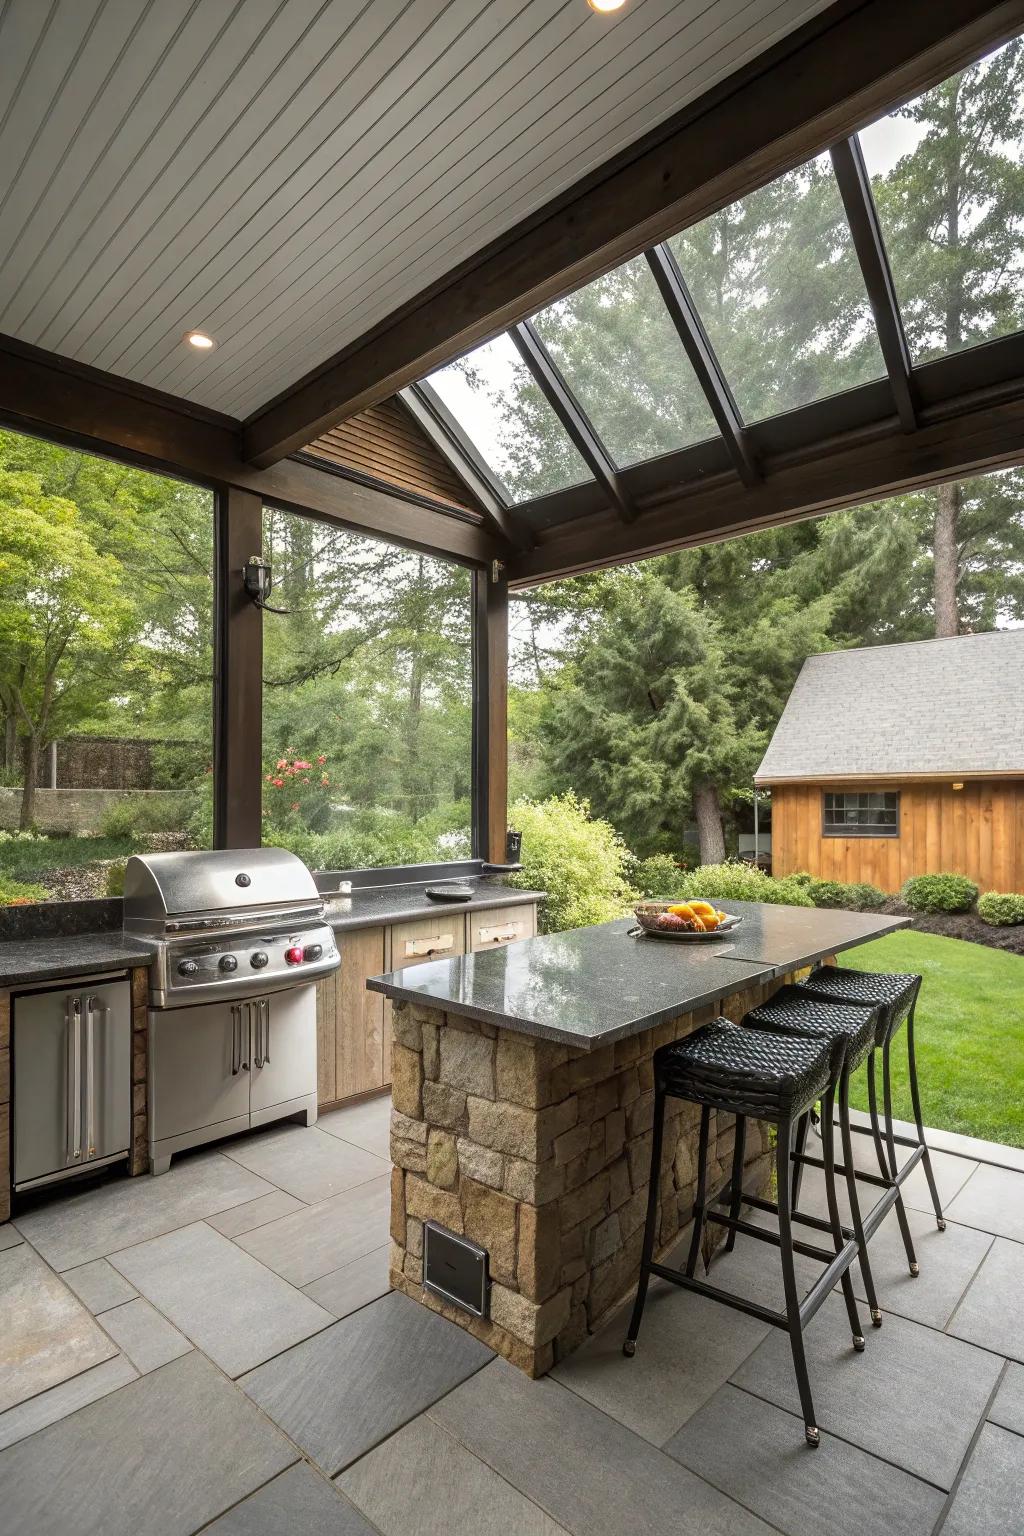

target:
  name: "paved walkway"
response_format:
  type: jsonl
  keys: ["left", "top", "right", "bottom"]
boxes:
{"left": 1, "top": 1095, "right": 1021, "bottom": 1535}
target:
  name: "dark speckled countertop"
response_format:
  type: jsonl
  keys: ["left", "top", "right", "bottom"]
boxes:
{"left": 366, "top": 902, "right": 908, "bottom": 1049}
{"left": 0, "top": 932, "right": 155, "bottom": 989}
{"left": 323, "top": 878, "right": 544, "bottom": 933}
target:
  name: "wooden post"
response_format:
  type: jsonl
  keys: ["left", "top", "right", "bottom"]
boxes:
{"left": 214, "top": 487, "right": 263, "bottom": 849}
{"left": 472, "top": 566, "right": 509, "bottom": 864}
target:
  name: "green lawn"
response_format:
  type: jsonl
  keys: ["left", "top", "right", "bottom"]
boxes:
{"left": 0, "top": 834, "right": 134, "bottom": 881}
{"left": 842, "top": 930, "right": 1024, "bottom": 1150}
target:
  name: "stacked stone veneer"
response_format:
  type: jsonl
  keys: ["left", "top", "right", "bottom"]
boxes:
{"left": 388, "top": 976, "right": 787, "bottom": 1377}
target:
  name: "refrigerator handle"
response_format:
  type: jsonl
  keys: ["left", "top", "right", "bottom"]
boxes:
{"left": 66, "top": 996, "right": 82, "bottom": 1162}
{"left": 83, "top": 995, "right": 98, "bottom": 1159}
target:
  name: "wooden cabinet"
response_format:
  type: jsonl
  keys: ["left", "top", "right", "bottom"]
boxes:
{"left": 315, "top": 903, "right": 536, "bottom": 1109}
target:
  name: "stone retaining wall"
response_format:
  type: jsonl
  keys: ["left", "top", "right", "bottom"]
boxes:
{"left": 388, "top": 976, "right": 783, "bottom": 1377}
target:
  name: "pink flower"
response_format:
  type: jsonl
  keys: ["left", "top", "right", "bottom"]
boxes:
{"left": 316, "top": 754, "right": 326, "bottom": 765}
{"left": 321, "top": 774, "right": 329, "bottom": 786}
{"left": 276, "top": 758, "right": 287, "bottom": 770}
{"left": 272, "top": 777, "right": 284, "bottom": 788}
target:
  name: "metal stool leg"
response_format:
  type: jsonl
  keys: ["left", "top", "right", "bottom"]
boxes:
{"left": 791, "top": 1110, "right": 810, "bottom": 1210}
{"left": 623, "top": 1084, "right": 667, "bottom": 1357}
{"left": 724, "top": 1114, "right": 747, "bottom": 1254}
{"left": 867, "top": 1046, "right": 918, "bottom": 1276}
{"left": 776, "top": 1114, "right": 819, "bottom": 1447}
{"left": 838, "top": 1065, "right": 882, "bottom": 1327}
{"left": 685, "top": 1104, "right": 712, "bottom": 1278}
{"left": 820, "top": 1082, "right": 866, "bottom": 1353}
{"left": 906, "top": 1000, "right": 945, "bottom": 1230}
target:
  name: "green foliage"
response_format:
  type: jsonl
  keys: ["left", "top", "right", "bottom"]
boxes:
{"left": 0, "top": 834, "right": 134, "bottom": 882}
{"left": 105, "top": 862, "right": 126, "bottom": 897}
{"left": 977, "top": 891, "right": 1024, "bottom": 926}
{"left": 807, "top": 878, "right": 887, "bottom": 911}
{"left": 675, "top": 862, "right": 814, "bottom": 908}
{"left": 902, "top": 873, "right": 979, "bottom": 913}
{"left": 630, "top": 853, "right": 688, "bottom": 900}
{"left": 99, "top": 793, "right": 195, "bottom": 840}
{"left": 0, "top": 874, "right": 49, "bottom": 905}
{"left": 505, "top": 794, "right": 637, "bottom": 934}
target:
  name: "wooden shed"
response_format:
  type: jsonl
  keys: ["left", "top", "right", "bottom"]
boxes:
{"left": 757, "top": 631, "right": 1024, "bottom": 894}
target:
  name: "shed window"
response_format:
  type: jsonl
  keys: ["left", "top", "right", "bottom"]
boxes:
{"left": 822, "top": 791, "right": 899, "bottom": 836}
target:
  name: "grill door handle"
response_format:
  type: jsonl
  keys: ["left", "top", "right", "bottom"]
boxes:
{"left": 83, "top": 995, "right": 98, "bottom": 1158}
{"left": 66, "top": 996, "right": 82, "bottom": 1162}
{"left": 231, "top": 1005, "right": 240, "bottom": 1075}
{"left": 262, "top": 998, "right": 270, "bottom": 1064}
{"left": 253, "top": 997, "right": 263, "bottom": 1069}
{"left": 241, "top": 1001, "right": 250, "bottom": 1071}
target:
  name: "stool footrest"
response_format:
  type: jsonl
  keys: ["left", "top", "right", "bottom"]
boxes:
{"left": 705, "top": 1207, "right": 837, "bottom": 1265}
{"left": 647, "top": 1263, "right": 790, "bottom": 1332}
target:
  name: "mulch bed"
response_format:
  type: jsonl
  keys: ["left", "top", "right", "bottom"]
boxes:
{"left": 879, "top": 899, "right": 1024, "bottom": 956}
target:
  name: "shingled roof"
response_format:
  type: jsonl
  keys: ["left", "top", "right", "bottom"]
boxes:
{"left": 755, "top": 630, "right": 1024, "bottom": 783}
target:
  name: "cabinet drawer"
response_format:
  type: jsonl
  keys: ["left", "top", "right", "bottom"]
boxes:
{"left": 469, "top": 904, "right": 536, "bottom": 952}
{"left": 390, "top": 915, "right": 466, "bottom": 966}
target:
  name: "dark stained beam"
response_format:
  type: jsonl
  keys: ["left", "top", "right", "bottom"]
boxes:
{"left": 214, "top": 487, "right": 263, "bottom": 849}
{"left": 239, "top": 0, "right": 1024, "bottom": 465}
{"left": 509, "top": 321, "right": 634, "bottom": 524}
{"left": 472, "top": 567, "right": 509, "bottom": 864}
{"left": 0, "top": 333, "right": 506, "bottom": 568}
{"left": 507, "top": 386, "right": 1024, "bottom": 586}
{"left": 830, "top": 136, "right": 918, "bottom": 431}
{"left": 644, "top": 244, "right": 760, "bottom": 486}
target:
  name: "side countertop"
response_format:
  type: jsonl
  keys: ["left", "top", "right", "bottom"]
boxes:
{"left": 323, "top": 878, "right": 545, "bottom": 933}
{"left": 366, "top": 901, "right": 909, "bottom": 1050}
{"left": 0, "top": 932, "right": 155, "bottom": 989}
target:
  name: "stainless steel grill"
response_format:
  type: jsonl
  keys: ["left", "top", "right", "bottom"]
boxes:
{"left": 124, "top": 848, "right": 339, "bottom": 1008}
{"left": 124, "top": 848, "right": 339, "bottom": 1175}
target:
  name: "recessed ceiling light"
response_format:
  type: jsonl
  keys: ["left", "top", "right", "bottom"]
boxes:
{"left": 587, "top": 0, "right": 626, "bottom": 11}
{"left": 183, "top": 329, "right": 216, "bottom": 350}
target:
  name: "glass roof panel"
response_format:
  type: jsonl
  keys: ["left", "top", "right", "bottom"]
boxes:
{"left": 858, "top": 38, "right": 1024, "bottom": 364}
{"left": 530, "top": 255, "right": 718, "bottom": 467}
{"left": 668, "top": 152, "right": 886, "bottom": 422}
{"left": 425, "top": 333, "right": 590, "bottom": 502}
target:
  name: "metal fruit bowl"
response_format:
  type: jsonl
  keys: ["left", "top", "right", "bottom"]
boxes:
{"left": 631, "top": 901, "right": 742, "bottom": 941}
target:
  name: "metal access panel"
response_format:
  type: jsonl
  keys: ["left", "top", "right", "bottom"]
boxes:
{"left": 423, "top": 1220, "right": 489, "bottom": 1317}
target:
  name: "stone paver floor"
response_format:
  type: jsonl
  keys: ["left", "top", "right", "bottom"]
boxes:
{"left": 1, "top": 1096, "right": 1022, "bottom": 1535}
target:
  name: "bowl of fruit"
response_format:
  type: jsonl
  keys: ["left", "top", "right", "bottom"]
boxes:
{"left": 632, "top": 900, "right": 741, "bottom": 940}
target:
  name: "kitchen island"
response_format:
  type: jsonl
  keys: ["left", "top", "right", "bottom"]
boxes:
{"left": 367, "top": 901, "right": 907, "bottom": 1376}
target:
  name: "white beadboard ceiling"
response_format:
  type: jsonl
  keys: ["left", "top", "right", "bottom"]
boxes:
{"left": 0, "top": 0, "right": 832, "bottom": 421}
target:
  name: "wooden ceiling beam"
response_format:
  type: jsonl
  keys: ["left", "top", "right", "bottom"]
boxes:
{"left": 239, "top": 0, "right": 1024, "bottom": 467}
{"left": 506, "top": 386, "right": 1024, "bottom": 587}
{"left": 0, "top": 334, "right": 505, "bottom": 568}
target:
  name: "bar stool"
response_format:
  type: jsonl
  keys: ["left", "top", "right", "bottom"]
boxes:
{"left": 622, "top": 1018, "right": 865, "bottom": 1447}
{"left": 797, "top": 966, "right": 945, "bottom": 1234}
{"left": 741, "top": 986, "right": 886, "bottom": 1327}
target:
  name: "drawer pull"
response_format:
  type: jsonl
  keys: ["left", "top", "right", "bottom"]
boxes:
{"left": 405, "top": 933, "right": 455, "bottom": 958}
{"left": 479, "top": 925, "right": 521, "bottom": 945}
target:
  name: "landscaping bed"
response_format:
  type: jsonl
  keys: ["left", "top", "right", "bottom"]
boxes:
{"left": 887, "top": 903, "right": 1024, "bottom": 956}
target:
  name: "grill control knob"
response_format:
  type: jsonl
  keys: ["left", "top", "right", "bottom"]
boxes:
{"left": 250, "top": 951, "right": 269, "bottom": 969}
{"left": 284, "top": 945, "right": 304, "bottom": 966}
{"left": 177, "top": 959, "right": 200, "bottom": 977}
{"left": 303, "top": 943, "right": 323, "bottom": 962}
{"left": 219, "top": 955, "right": 238, "bottom": 972}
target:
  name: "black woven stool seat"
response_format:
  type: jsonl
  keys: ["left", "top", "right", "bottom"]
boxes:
{"left": 799, "top": 966, "right": 919, "bottom": 1043}
{"left": 656, "top": 1018, "right": 832, "bottom": 1121}
{"left": 743, "top": 986, "right": 880, "bottom": 1072}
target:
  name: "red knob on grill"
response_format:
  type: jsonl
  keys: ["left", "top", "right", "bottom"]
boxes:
{"left": 284, "top": 945, "right": 304, "bottom": 965}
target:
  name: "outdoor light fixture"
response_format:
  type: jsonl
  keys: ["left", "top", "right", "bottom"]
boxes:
{"left": 183, "top": 329, "right": 216, "bottom": 350}
{"left": 587, "top": 0, "right": 626, "bottom": 11}
{"left": 242, "top": 555, "right": 289, "bottom": 614}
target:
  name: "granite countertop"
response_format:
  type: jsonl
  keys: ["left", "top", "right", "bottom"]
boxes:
{"left": 323, "top": 878, "right": 545, "bottom": 933}
{"left": 0, "top": 932, "right": 155, "bottom": 989}
{"left": 366, "top": 903, "right": 909, "bottom": 1050}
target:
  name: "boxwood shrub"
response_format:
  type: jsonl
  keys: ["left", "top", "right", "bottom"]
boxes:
{"left": 676, "top": 862, "right": 814, "bottom": 908}
{"left": 901, "top": 873, "right": 979, "bottom": 914}
{"left": 807, "top": 878, "right": 887, "bottom": 911}
{"left": 977, "top": 891, "right": 1024, "bottom": 926}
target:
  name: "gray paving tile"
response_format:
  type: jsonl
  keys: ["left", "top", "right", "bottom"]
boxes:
{"left": 551, "top": 1273, "right": 769, "bottom": 1446}
{"left": 235, "top": 1176, "right": 389, "bottom": 1286}
{"left": 0, "top": 1351, "right": 297, "bottom": 1536}
{"left": 318, "top": 1095, "right": 391, "bottom": 1160}
{"left": 340, "top": 1413, "right": 569, "bottom": 1535}
{"left": 665, "top": 1384, "right": 945, "bottom": 1536}
{"left": 62, "top": 1257, "right": 139, "bottom": 1313}
{"left": 899, "top": 1146, "right": 978, "bottom": 1217}
{"left": 303, "top": 1244, "right": 390, "bottom": 1319}
{"left": 0, "top": 1222, "right": 22, "bottom": 1251}
{"left": 13, "top": 1151, "right": 276, "bottom": 1270}
{"left": 225, "top": 1124, "right": 388, "bottom": 1204}
{"left": 431, "top": 1357, "right": 777, "bottom": 1536}
{"left": 945, "top": 1163, "right": 1024, "bottom": 1242}
{"left": 204, "top": 1462, "right": 377, "bottom": 1535}
{"left": 989, "top": 1363, "right": 1024, "bottom": 1437}
{"left": 733, "top": 1292, "right": 1001, "bottom": 1488}
{"left": 240, "top": 1290, "right": 492, "bottom": 1475}
{"left": 206, "top": 1189, "right": 305, "bottom": 1238}
{"left": 0, "top": 1355, "right": 137, "bottom": 1453}
{"left": 0, "top": 1243, "right": 117, "bottom": 1413}
{"left": 100, "top": 1297, "right": 193, "bottom": 1373}
{"left": 948, "top": 1237, "right": 1024, "bottom": 1363}
{"left": 941, "top": 1423, "right": 1024, "bottom": 1536}
{"left": 846, "top": 1206, "right": 993, "bottom": 1330}
{"left": 110, "top": 1221, "right": 333, "bottom": 1377}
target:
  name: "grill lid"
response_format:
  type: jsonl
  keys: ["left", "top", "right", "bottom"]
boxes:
{"left": 124, "top": 848, "right": 321, "bottom": 929}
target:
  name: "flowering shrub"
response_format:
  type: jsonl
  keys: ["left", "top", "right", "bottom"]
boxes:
{"left": 263, "top": 751, "right": 334, "bottom": 832}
